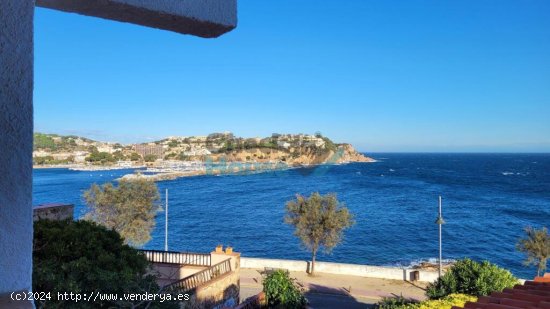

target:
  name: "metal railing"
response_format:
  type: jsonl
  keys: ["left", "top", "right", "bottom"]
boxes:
{"left": 168, "top": 258, "right": 232, "bottom": 293}
{"left": 141, "top": 249, "right": 211, "bottom": 267}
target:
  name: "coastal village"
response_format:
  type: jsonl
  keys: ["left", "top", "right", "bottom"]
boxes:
{"left": 33, "top": 132, "right": 374, "bottom": 180}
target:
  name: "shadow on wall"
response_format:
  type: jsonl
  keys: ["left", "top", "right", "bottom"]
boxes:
{"left": 181, "top": 283, "right": 239, "bottom": 309}
{"left": 304, "top": 284, "right": 371, "bottom": 309}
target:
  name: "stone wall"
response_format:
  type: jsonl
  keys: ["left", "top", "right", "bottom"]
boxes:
{"left": 192, "top": 270, "right": 240, "bottom": 309}
{"left": 33, "top": 203, "right": 74, "bottom": 221}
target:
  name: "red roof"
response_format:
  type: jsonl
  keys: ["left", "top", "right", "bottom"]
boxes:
{"left": 452, "top": 274, "right": 550, "bottom": 309}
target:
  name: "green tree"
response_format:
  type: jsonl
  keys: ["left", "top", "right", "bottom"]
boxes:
{"left": 33, "top": 133, "right": 57, "bottom": 150}
{"left": 86, "top": 151, "right": 115, "bottom": 164}
{"left": 33, "top": 219, "right": 177, "bottom": 308}
{"left": 144, "top": 154, "right": 158, "bottom": 162}
{"left": 83, "top": 179, "right": 160, "bottom": 246}
{"left": 426, "top": 258, "right": 518, "bottom": 299}
{"left": 516, "top": 226, "right": 550, "bottom": 277}
{"left": 284, "top": 192, "right": 355, "bottom": 275}
{"left": 33, "top": 156, "right": 54, "bottom": 165}
{"left": 177, "top": 153, "right": 190, "bottom": 161}
{"left": 113, "top": 150, "right": 125, "bottom": 161}
{"left": 263, "top": 270, "right": 306, "bottom": 309}
{"left": 130, "top": 152, "right": 142, "bottom": 161}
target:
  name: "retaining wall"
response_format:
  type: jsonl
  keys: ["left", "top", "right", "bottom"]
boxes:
{"left": 240, "top": 257, "right": 440, "bottom": 283}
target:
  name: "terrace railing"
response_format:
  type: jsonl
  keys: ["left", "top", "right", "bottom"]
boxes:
{"left": 141, "top": 249, "right": 211, "bottom": 267}
{"left": 167, "top": 258, "right": 232, "bottom": 293}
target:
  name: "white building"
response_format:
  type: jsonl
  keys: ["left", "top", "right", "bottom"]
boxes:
{"left": 277, "top": 141, "right": 291, "bottom": 149}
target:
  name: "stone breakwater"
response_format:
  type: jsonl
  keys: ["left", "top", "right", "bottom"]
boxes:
{"left": 118, "top": 161, "right": 293, "bottom": 182}
{"left": 118, "top": 157, "right": 375, "bottom": 182}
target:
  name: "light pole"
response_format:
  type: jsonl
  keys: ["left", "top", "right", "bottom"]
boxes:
{"left": 435, "top": 195, "right": 445, "bottom": 278}
{"left": 165, "top": 188, "right": 168, "bottom": 252}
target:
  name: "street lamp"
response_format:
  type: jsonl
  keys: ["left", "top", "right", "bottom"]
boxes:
{"left": 165, "top": 188, "right": 169, "bottom": 252}
{"left": 435, "top": 195, "right": 445, "bottom": 278}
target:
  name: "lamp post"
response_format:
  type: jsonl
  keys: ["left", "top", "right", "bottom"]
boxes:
{"left": 165, "top": 188, "right": 168, "bottom": 252}
{"left": 435, "top": 195, "right": 445, "bottom": 278}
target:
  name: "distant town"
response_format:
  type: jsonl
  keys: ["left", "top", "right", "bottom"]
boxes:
{"left": 33, "top": 132, "right": 374, "bottom": 178}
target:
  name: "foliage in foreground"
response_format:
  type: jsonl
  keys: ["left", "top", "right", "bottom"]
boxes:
{"left": 376, "top": 293, "right": 477, "bottom": 309}
{"left": 426, "top": 258, "right": 518, "bottom": 299}
{"left": 376, "top": 294, "right": 418, "bottom": 309}
{"left": 262, "top": 270, "right": 307, "bottom": 309}
{"left": 83, "top": 178, "right": 160, "bottom": 246}
{"left": 33, "top": 219, "right": 177, "bottom": 308}
{"left": 284, "top": 192, "right": 355, "bottom": 274}
{"left": 516, "top": 226, "right": 550, "bottom": 277}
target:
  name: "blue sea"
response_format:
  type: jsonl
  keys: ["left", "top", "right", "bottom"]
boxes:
{"left": 33, "top": 153, "right": 550, "bottom": 279}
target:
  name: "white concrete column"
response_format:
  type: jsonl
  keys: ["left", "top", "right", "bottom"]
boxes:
{"left": 0, "top": 0, "right": 34, "bottom": 296}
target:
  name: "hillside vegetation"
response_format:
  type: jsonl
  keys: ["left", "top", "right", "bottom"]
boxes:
{"left": 33, "top": 132, "right": 373, "bottom": 166}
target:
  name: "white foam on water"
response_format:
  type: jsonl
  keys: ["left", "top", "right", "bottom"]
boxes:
{"left": 388, "top": 258, "right": 456, "bottom": 269}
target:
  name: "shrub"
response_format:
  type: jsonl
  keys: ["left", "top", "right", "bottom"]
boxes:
{"left": 426, "top": 259, "right": 518, "bottom": 299}
{"left": 144, "top": 154, "right": 158, "bottom": 162}
{"left": 377, "top": 294, "right": 418, "bottom": 309}
{"left": 376, "top": 294, "right": 476, "bottom": 309}
{"left": 33, "top": 219, "right": 177, "bottom": 308}
{"left": 262, "top": 270, "right": 306, "bottom": 309}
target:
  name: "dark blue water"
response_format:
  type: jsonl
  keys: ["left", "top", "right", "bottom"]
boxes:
{"left": 33, "top": 153, "right": 550, "bottom": 278}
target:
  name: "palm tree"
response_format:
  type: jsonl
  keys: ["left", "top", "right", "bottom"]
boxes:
{"left": 516, "top": 227, "right": 550, "bottom": 277}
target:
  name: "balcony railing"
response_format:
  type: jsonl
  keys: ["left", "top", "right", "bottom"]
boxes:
{"left": 141, "top": 249, "right": 211, "bottom": 267}
{"left": 168, "top": 258, "right": 232, "bottom": 293}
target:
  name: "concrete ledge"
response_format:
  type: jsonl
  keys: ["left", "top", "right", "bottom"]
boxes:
{"left": 33, "top": 203, "right": 74, "bottom": 221}
{"left": 241, "top": 257, "right": 308, "bottom": 272}
{"left": 36, "top": 0, "right": 237, "bottom": 38}
{"left": 240, "top": 257, "right": 440, "bottom": 283}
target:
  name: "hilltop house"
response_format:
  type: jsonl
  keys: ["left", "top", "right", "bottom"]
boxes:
{"left": 0, "top": 0, "right": 237, "bottom": 307}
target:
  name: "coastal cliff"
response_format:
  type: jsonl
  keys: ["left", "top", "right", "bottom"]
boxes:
{"left": 204, "top": 143, "right": 374, "bottom": 166}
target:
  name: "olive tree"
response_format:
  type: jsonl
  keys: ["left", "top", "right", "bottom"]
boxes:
{"left": 517, "top": 226, "right": 550, "bottom": 277}
{"left": 84, "top": 178, "right": 160, "bottom": 246}
{"left": 284, "top": 192, "right": 355, "bottom": 275}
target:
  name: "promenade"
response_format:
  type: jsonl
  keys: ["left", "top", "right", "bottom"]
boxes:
{"left": 240, "top": 268, "right": 429, "bottom": 309}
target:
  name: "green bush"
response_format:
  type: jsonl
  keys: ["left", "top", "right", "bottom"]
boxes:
{"left": 262, "top": 270, "right": 306, "bottom": 309}
{"left": 144, "top": 154, "right": 158, "bottom": 162}
{"left": 377, "top": 294, "right": 477, "bottom": 309}
{"left": 426, "top": 259, "right": 518, "bottom": 299}
{"left": 33, "top": 220, "right": 177, "bottom": 308}
{"left": 376, "top": 294, "right": 418, "bottom": 309}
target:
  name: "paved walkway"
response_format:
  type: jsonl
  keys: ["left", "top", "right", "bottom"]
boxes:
{"left": 240, "top": 268, "right": 429, "bottom": 309}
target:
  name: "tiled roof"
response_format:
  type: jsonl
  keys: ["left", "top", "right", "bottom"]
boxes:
{"left": 452, "top": 273, "right": 550, "bottom": 309}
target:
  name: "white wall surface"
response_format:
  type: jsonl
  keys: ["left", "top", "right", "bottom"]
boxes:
{"left": 241, "top": 257, "right": 440, "bottom": 283}
{"left": 0, "top": 0, "right": 34, "bottom": 295}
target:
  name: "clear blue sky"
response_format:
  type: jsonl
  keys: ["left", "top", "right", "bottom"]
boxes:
{"left": 34, "top": 1, "right": 550, "bottom": 152}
